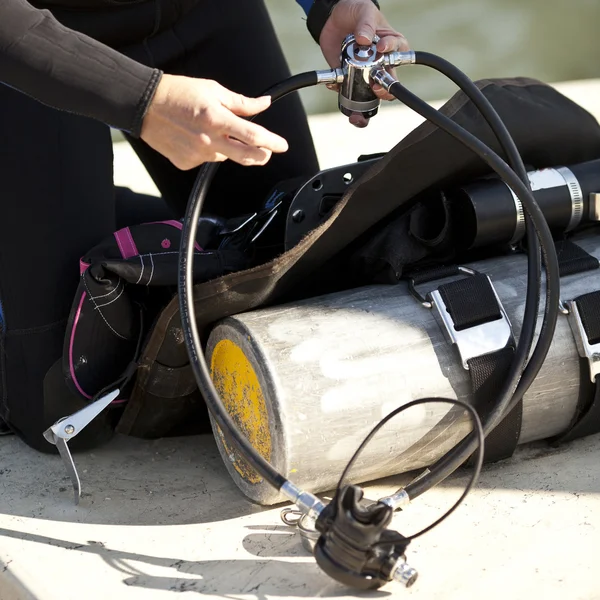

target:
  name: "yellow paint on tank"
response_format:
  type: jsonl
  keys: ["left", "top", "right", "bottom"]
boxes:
{"left": 210, "top": 339, "right": 272, "bottom": 484}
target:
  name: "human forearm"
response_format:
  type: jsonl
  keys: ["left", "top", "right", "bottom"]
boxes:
{"left": 0, "top": 0, "right": 161, "bottom": 136}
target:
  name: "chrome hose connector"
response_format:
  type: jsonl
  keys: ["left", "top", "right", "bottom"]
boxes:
{"left": 370, "top": 67, "right": 399, "bottom": 92}
{"left": 378, "top": 488, "right": 410, "bottom": 511}
{"left": 392, "top": 560, "right": 419, "bottom": 588}
{"left": 338, "top": 34, "right": 386, "bottom": 119}
{"left": 316, "top": 68, "right": 345, "bottom": 85}
{"left": 384, "top": 50, "right": 417, "bottom": 67}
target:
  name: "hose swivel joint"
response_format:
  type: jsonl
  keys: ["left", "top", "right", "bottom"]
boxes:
{"left": 314, "top": 485, "right": 417, "bottom": 590}
{"left": 370, "top": 67, "right": 399, "bottom": 92}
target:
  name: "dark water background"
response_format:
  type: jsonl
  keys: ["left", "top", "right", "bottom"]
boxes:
{"left": 266, "top": 0, "right": 600, "bottom": 114}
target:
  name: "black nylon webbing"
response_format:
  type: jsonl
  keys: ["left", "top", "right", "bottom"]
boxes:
{"left": 554, "top": 290, "right": 600, "bottom": 444}
{"left": 467, "top": 347, "right": 522, "bottom": 462}
{"left": 438, "top": 274, "right": 502, "bottom": 331}
{"left": 552, "top": 359, "right": 600, "bottom": 445}
{"left": 556, "top": 377, "right": 600, "bottom": 443}
{"left": 555, "top": 240, "right": 599, "bottom": 277}
{"left": 410, "top": 265, "right": 460, "bottom": 285}
{"left": 574, "top": 290, "right": 600, "bottom": 345}
{"left": 436, "top": 273, "right": 522, "bottom": 462}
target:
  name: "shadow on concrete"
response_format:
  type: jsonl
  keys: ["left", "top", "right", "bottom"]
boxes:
{"left": 1, "top": 427, "right": 599, "bottom": 528}
{"left": 0, "top": 433, "right": 270, "bottom": 527}
{"left": 0, "top": 527, "right": 390, "bottom": 599}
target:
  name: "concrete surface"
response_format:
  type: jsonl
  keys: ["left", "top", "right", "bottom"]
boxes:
{"left": 2, "top": 78, "right": 600, "bottom": 600}
{"left": 1, "top": 433, "right": 600, "bottom": 600}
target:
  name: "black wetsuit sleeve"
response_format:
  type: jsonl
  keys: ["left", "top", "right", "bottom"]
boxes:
{"left": 0, "top": 0, "right": 162, "bottom": 137}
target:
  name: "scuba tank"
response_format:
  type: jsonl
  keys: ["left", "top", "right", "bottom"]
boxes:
{"left": 205, "top": 229, "right": 600, "bottom": 505}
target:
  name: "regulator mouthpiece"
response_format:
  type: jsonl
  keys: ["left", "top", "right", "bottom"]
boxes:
{"left": 314, "top": 485, "right": 417, "bottom": 590}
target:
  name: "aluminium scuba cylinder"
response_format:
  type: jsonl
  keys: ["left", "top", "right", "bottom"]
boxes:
{"left": 206, "top": 229, "right": 600, "bottom": 505}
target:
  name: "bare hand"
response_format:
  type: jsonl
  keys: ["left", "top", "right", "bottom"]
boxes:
{"left": 319, "top": 0, "right": 410, "bottom": 127}
{"left": 141, "top": 74, "right": 289, "bottom": 170}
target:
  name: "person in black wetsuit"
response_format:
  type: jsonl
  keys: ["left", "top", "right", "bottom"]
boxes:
{"left": 0, "top": 0, "right": 406, "bottom": 448}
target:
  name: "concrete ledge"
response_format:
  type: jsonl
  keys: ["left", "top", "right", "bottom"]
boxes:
{"left": 1, "top": 432, "right": 599, "bottom": 600}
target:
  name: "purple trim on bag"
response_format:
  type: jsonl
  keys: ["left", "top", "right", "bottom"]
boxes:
{"left": 114, "top": 227, "right": 139, "bottom": 259}
{"left": 80, "top": 259, "right": 91, "bottom": 275}
{"left": 146, "top": 220, "right": 203, "bottom": 252}
{"left": 69, "top": 292, "right": 92, "bottom": 400}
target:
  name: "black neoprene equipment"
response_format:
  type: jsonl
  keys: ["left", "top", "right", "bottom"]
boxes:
{"left": 306, "top": 0, "right": 380, "bottom": 44}
{"left": 0, "top": 0, "right": 160, "bottom": 136}
{"left": 0, "top": 0, "right": 319, "bottom": 450}
{"left": 0, "top": 0, "right": 322, "bottom": 136}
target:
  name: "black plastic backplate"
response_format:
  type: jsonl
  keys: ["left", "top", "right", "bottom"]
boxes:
{"left": 284, "top": 157, "right": 381, "bottom": 251}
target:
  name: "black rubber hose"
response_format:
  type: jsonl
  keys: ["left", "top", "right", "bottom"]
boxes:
{"left": 413, "top": 51, "right": 543, "bottom": 388}
{"left": 261, "top": 71, "right": 320, "bottom": 100}
{"left": 335, "top": 397, "right": 485, "bottom": 542}
{"left": 414, "top": 52, "right": 528, "bottom": 181}
{"left": 384, "top": 80, "right": 560, "bottom": 499}
{"left": 177, "top": 73, "right": 321, "bottom": 491}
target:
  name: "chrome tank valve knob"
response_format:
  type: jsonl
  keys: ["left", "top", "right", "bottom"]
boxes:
{"left": 338, "top": 34, "right": 384, "bottom": 119}
{"left": 337, "top": 35, "right": 416, "bottom": 119}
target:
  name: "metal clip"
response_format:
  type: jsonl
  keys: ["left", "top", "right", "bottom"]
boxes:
{"left": 408, "top": 266, "right": 477, "bottom": 309}
{"left": 566, "top": 299, "right": 600, "bottom": 382}
{"left": 430, "top": 281, "right": 513, "bottom": 369}
{"left": 280, "top": 508, "right": 319, "bottom": 554}
{"left": 43, "top": 389, "right": 120, "bottom": 504}
{"left": 411, "top": 267, "right": 513, "bottom": 370}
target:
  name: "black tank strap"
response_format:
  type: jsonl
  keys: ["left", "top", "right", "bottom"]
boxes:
{"left": 438, "top": 273, "right": 502, "bottom": 330}
{"left": 555, "top": 239, "right": 600, "bottom": 276}
{"left": 409, "top": 267, "right": 522, "bottom": 463}
{"left": 436, "top": 273, "right": 521, "bottom": 462}
{"left": 551, "top": 238, "right": 600, "bottom": 445}
{"left": 554, "top": 289, "right": 600, "bottom": 444}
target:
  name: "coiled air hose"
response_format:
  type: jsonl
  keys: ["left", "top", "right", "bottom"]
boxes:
{"left": 409, "top": 53, "right": 544, "bottom": 458}
{"left": 178, "top": 73, "right": 322, "bottom": 492}
{"left": 177, "top": 53, "right": 560, "bottom": 586}
{"left": 375, "top": 74, "right": 559, "bottom": 500}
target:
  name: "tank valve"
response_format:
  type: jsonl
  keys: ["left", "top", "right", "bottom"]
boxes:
{"left": 314, "top": 36, "right": 415, "bottom": 120}
{"left": 337, "top": 35, "right": 416, "bottom": 119}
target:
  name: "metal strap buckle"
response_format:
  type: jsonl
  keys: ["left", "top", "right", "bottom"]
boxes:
{"left": 410, "top": 267, "right": 513, "bottom": 370}
{"left": 566, "top": 299, "right": 600, "bottom": 382}
{"left": 43, "top": 388, "right": 120, "bottom": 504}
